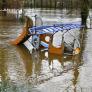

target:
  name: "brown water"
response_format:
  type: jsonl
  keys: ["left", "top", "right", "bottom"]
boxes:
{"left": 0, "top": 9, "right": 91, "bottom": 92}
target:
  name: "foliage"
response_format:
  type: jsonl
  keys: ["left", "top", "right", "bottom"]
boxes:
{"left": 0, "top": 0, "right": 91, "bottom": 9}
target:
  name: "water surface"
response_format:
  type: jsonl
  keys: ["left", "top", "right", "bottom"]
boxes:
{"left": 0, "top": 9, "right": 90, "bottom": 92}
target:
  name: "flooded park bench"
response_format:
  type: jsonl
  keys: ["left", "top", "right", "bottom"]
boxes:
{"left": 10, "top": 15, "right": 83, "bottom": 56}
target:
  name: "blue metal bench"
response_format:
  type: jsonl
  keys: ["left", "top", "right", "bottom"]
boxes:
{"left": 29, "top": 22, "right": 83, "bottom": 35}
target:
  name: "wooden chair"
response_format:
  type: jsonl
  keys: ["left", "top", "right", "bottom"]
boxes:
{"left": 48, "top": 35, "right": 64, "bottom": 55}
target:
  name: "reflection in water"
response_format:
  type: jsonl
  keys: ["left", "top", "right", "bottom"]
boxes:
{"left": 16, "top": 45, "right": 81, "bottom": 89}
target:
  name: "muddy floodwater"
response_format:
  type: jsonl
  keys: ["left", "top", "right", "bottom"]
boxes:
{"left": 0, "top": 9, "right": 92, "bottom": 92}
